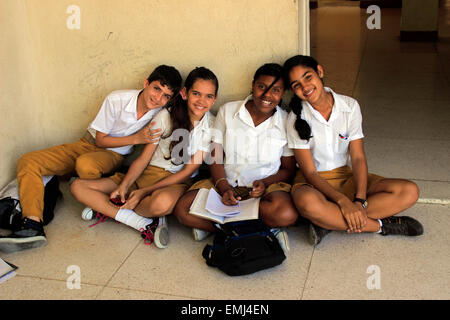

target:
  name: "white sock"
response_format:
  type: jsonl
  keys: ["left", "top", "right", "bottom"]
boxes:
{"left": 115, "top": 208, "right": 153, "bottom": 231}
{"left": 376, "top": 219, "right": 383, "bottom": 233}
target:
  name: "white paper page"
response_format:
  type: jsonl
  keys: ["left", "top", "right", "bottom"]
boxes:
{"left": 205, "top": 188, "right": 241, "bottom": 216}
{"left": 225, "top": 197, "right": 260, "bottom": 223}
{"left": 0, "top": 258, "right": 16, "bottom": 283}
{"left": 0, "top": 271, "right": 16, "bottom": 284}
{"left": 188, "top": 189, "right": 225, "bottom": 224}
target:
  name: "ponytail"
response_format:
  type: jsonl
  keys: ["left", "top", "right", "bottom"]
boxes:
{"left": 164, "top": 95, "right": 191, "bottom": 163}
{"left": 289, "top": 95, "right": 312, "bottom": 141}
{"left": 284, "top": 55, "right": 320, "bottom": 142}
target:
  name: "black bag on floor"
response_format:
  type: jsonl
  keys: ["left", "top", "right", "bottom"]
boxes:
{"left": 0, "top": 197, "right": 21, "bottom": 230}
{"left": 202, "top": 219, "right": 286, "bottom": 276}
{"left": 0, "top": 175, "right": 62, "bottom": 230}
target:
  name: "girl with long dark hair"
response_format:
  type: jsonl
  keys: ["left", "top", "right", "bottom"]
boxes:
{"left": 284, "top": 55, "right": 423, "bottom": 245}
{"left": 174, "top": 63, "right": 298, "bottom": 251}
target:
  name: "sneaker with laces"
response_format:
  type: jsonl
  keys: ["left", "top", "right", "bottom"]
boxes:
{"left": 81, "top": 207, "right": 95, "bottom": 220}
{"left": 380, "top": 216, "right": 423, "bottom": 236}
{"left": 192, "top": 228, "right": 211, "bottom": 241}
{"left": 309, "top": 223, "right": 331, "bottom": 246}
{"left": 271, "top": 228, "right": 290, "bottom": 254}
{"left": 81, "top": 207, "right": 109, "bottom": 228}
{"left": 140, "top": 216, "right": 169, "bottom": 249}
{"left": 0, "top": 218, "right": 47, "bottom": 253}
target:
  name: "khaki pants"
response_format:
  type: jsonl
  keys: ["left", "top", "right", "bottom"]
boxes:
{"left": 17, "top": 137, "right": 124, "bottom": 219}
{"left": 291, "top": 165, "right": 384, "bottom": 199}
{"left": 109, "top": 165, "right": 192, "bottom": 192}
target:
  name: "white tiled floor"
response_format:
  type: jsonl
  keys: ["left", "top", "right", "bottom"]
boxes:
{"left": 1, "top": 2, "right": 449, "bottom": 300}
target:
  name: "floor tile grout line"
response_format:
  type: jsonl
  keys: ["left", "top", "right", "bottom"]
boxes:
{"left": 94, "top": 238, "right": 142, "bottom": 300}
{"left": 96, "top": 284, "right": 210, "bottom": 300}
{"left": 6, "top": 274, "right": 208, "bottom": 300}
{"left": 9, "top": 274, "right": 105, "bottom": 288}
{"left": 299, "top": 246, "right": 315, "bottom": 300}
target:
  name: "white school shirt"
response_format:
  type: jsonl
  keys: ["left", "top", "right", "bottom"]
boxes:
{"left": 149, "top": 108, "right": 214, "bottom": 176}
{"left": 286, "top": 87, "right": 364, "bottom": 172}
{"left": 213, "top": 95, "right": 294, "bottom": 188}
{"left": 88, "top": 90, "right": 161, "bottom": 155}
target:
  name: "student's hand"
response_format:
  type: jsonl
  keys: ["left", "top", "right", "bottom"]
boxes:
{"left": 250, "top": 180, "right": 266, "bottom": 198}
{"left": 338, "top": 198, "right": 368, "bottom": 233}
{"left": 221, "top": 189, "right": 241, "bottom": 206}
{"left": 110, "top": 185, "right": 128, "bottom": 205}
{"left": 121, "top": 189, "right": 146, "bottom": 210}
{"left": 134, "top": 121, "right": 162, "bottom": 145}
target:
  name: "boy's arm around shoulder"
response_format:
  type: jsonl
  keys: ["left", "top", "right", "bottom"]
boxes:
{"left": 95, "top": 121, "right": 162, "bottom": 148}
{"left": 116, "top": 142, "right": 159, "bottom": 191}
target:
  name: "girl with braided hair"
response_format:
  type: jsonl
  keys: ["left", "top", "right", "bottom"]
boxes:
{"left": 284, "top": 55, "right": 423, "bottom": 245}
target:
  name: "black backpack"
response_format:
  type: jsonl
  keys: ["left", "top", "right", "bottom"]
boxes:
{"left": 0, "top": 176, "right": 62, "bottom": 230}
{"left": 0, "top": 197, "right": 21, "bottom": 230}
{"left": 202, "top": 219, "right": 286, "bottom": 276}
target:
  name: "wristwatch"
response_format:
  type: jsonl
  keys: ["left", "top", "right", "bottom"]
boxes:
{"left": 353, "top": 197, "right": 368, "bottom": 209}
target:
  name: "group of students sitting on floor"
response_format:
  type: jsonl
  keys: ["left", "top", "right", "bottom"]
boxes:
{"left": 0, "top": 55, "right": 423, "bottom": 254}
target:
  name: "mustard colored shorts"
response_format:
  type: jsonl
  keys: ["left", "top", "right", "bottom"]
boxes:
{"left": 109, "top": 165, "right": 192, "bottom": 192}
{"left": 291, "top": 165, "right": 384, "bottom": 200}
{"left": 188, "top": 178, "right": 291, "bottom": 198}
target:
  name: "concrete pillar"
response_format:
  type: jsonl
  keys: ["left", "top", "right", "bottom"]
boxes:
{"left": 298, "top": 0, "right": 310, "bottom": 55}
{"left": 400, "top": 0, "right": 439, "bottom": 41}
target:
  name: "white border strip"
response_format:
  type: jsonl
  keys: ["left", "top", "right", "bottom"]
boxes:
{"left": 417, "top": 198, "right": 450, "bottom": 205}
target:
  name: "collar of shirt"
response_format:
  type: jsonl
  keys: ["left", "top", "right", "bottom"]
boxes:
{"left": 192, "top": 110, "right": 212, "bottom": 132}
{"left": 303, "top": 87, "right": 351, "bottom": 125}
{"left": 233, "top": 95, "right": 283, "bottom": 130}
{"left": 124, "top": 89, "right": 142, "bottom": 115}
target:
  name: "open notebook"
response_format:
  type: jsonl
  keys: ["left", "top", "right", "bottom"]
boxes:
{"left": 189, "top": 188, "right": 260, "bottom": 224}
{"left": 0, "top": 258, "right": 18, "bottom": 284}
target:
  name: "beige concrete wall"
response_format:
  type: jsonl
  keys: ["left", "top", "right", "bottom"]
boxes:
{"left": 0, "top": 0, "right": 300, "bottom": 188}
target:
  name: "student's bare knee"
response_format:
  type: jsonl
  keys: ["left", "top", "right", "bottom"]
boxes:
{"left": 146, "top": 190, "right": 179, "bottom": 216}
{"left": 69, "top": 178, "right": 84, "bottom": 199}
{"left": 261, "top": 194, "right": 298, "bottom": 227}
{"left": 400, "top": 180, "right": 420, "bottom": 206}
{"left": 261, "top": 208, "right": 297, "bottom": 227}
{"left": 292, "top": 186, "right": 324, "bottom": 218}
{"left": 173, "top": 191, "right": 196, "bottom": 224}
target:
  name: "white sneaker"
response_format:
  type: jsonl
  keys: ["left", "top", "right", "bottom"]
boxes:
{"left": 192, "top": 228, "right": 211, "bottom": 241}
{"left": 81, "top": 207, "right": 95, "bottom": 220}
{"left": 81, "top": 207, "right": 110, "bottom": 227}
{"left": 153, "top": 216, "right": 169, "bottom": 249}
{"left": 271, "top": 228, "right": 290, "bottom": 254}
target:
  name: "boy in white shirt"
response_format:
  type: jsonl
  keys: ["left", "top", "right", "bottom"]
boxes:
{"left": 70, "top": 67, "right": 219, "bottom": 249}
{"left": 0, "top": 65, "right": 182, "bottom": 253}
